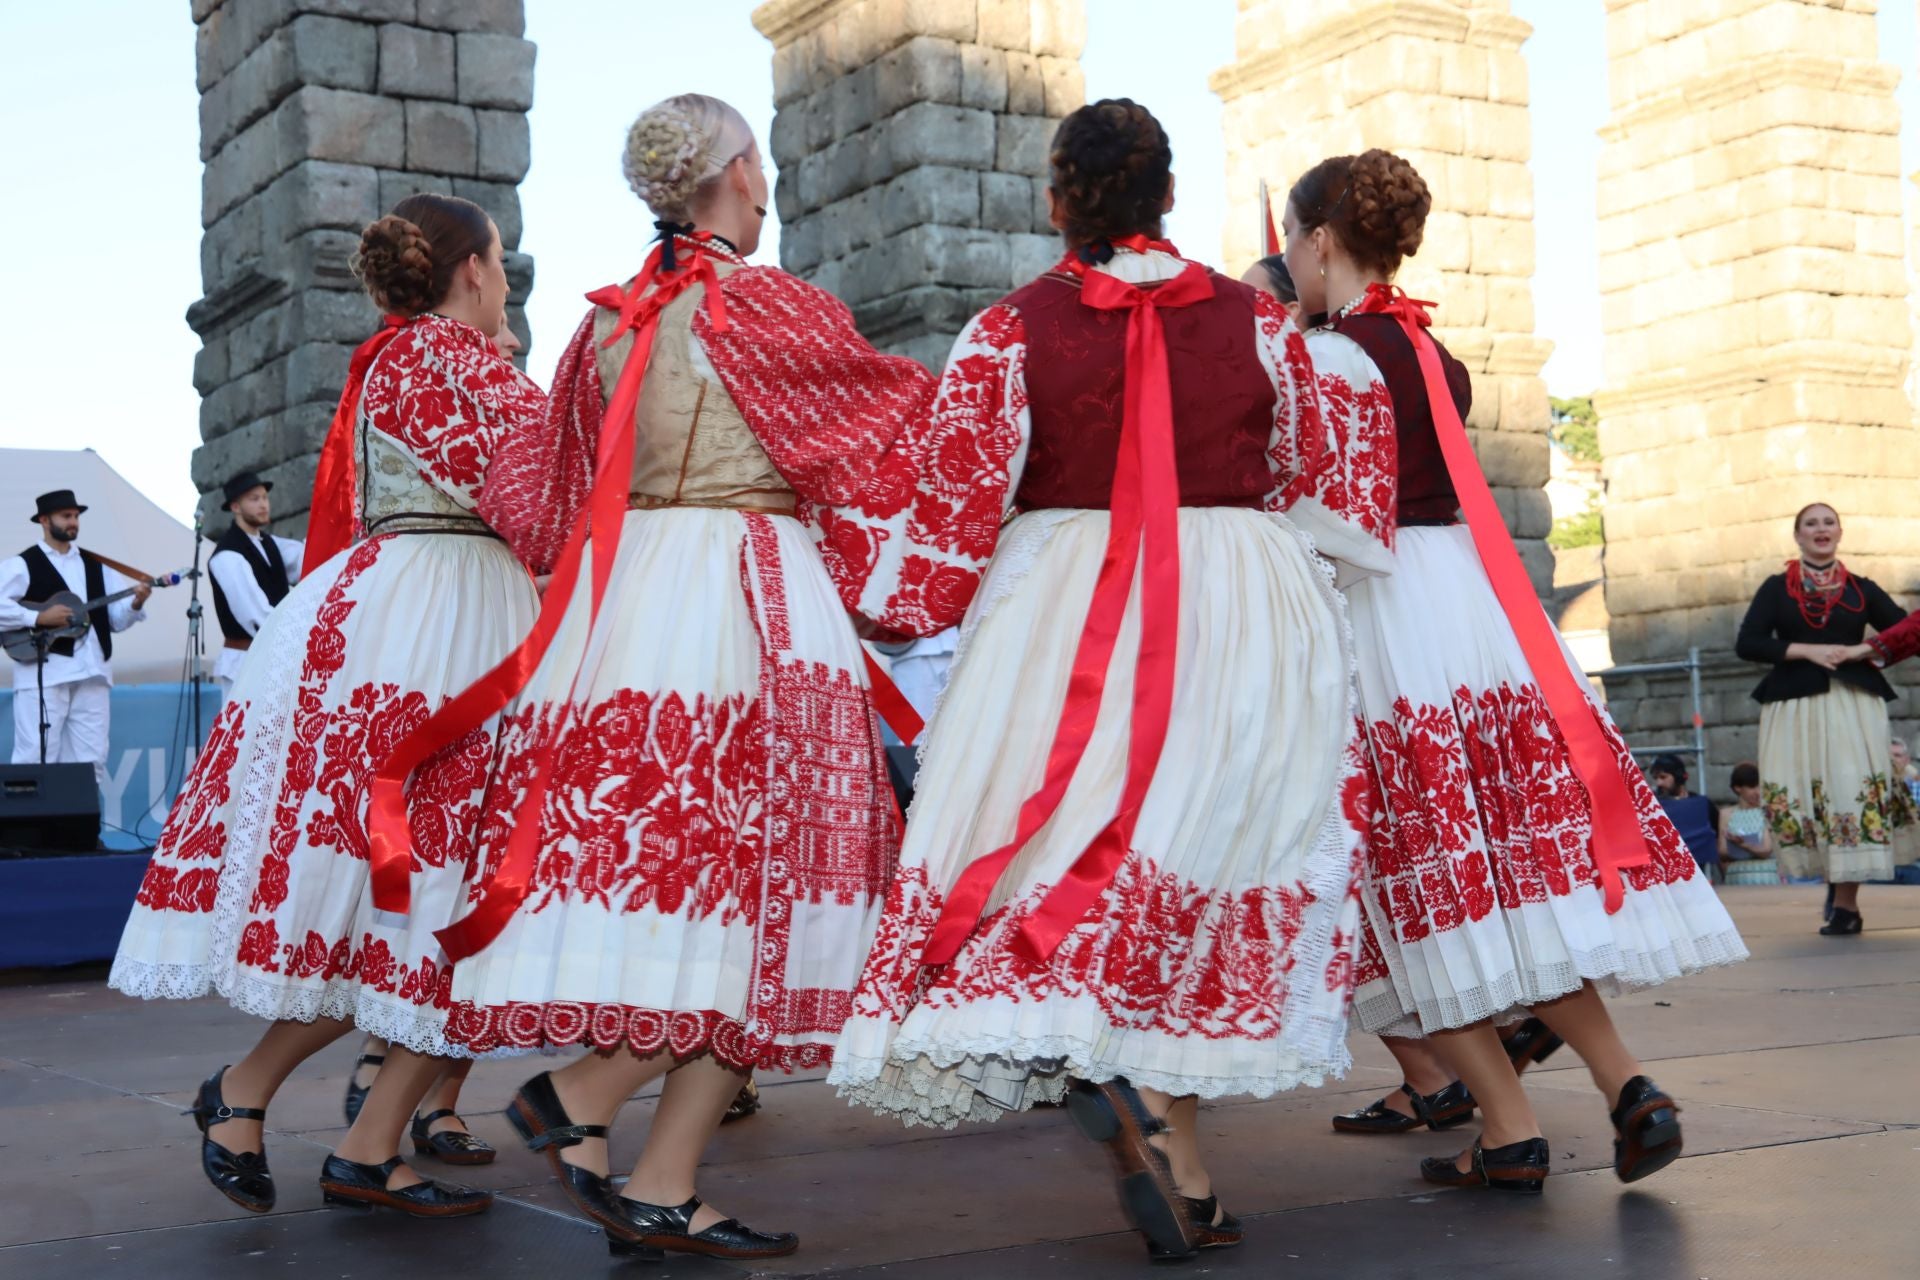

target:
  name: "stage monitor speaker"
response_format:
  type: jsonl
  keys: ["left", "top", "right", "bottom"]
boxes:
{"left": 0, "top": 764, "right": 101, "bottom": 855}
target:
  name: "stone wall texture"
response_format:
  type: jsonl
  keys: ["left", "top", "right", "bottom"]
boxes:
{"left": 188, "top": 0, "right": 535, "bottom": 534}
{"left": 751, "top": 0, "right": 1086, "bottom": 369}
{"left": 1212, "top": 0, "right": 1557, "bottom": 595}
{"left": 1594, "top": 0, "right": 1920, "bottom": 792}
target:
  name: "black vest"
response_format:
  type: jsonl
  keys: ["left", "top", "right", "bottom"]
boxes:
{"left": 19, "top": 544, "right": 110, "bottom": 660}
{"left": 210, "top": 525, "right": 291, "bottom": 643}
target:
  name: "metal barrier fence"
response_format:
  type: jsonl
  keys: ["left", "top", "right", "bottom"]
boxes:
{"left": 1591, "top": 646, "right": 1708, "bottom": 782}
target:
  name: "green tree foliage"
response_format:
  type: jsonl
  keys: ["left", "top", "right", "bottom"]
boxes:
{"left": 1550, "top": 395, "right": 1601, "bottom": 464}
{"left": 1548, "top": 497, "right": 1604, "bottom": 550}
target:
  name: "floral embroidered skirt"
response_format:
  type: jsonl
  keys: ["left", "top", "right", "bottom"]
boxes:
{"left": 1758, "top": 683, "right": 1920, "bottom": 883}
{"left": 1346, "top": 526, "right": 1747, "bottom": 1038}
{"left": 827, "top": 509, "right": 1367, "bottom": 1129}
{"left": 109, "top": 533, "right": 539, "bottom": 1054}
{"left": 442, "top": 509, "right": 898, "bottom": 1073}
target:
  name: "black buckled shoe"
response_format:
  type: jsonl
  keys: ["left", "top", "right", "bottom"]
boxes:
{"left": 342, "top": 1051, "right": 384, "bottom": 1126}
{"left": 184, "top": 1066, "right": 274, "bottom": 1213}
{"left": 1332, "top": 1080, "right": 1475, "bottom": 1134}
{"left": 603, "top": 1195, "right": 798, "bottom": 1260}
{"left": 1610, "top": 1076, "right": 1683, "bottom": 1183}
{"left": 720, "top": 1077, "right": 761, "bottom": 1124}
{"left": 505, "top": 1072, "right": 625, "bottom": 1236}
{"left": 411, "top": 1109, "right": 497, "bottom": 1166}
{"left": 1182, "top": 1195, "right": 1242, "bottom": 1252}
{"left": 1064, "top": 1078, "right": 1198, "bottom": 1261}
{"left": 1819, "top": 906, "right": 1864, "bottom": 936}
{"left": 1502, "top": 1017, "right": 1566, "bottom": 1074}
{"left": 319, "top": 1154, "right": 492, "bottom": 1217}
{"left": 1419, "top": 1136, "right": 1550, "bottom": 1194}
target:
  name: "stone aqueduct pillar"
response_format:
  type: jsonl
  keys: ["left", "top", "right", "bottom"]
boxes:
{"left": 752, "top": 0, "right": 1087, "bottom": 369}
{"left": 1593, "top": 0, "right": 1920, "bottom": 786}
{"left": 187, "top": 0, "right": 535, "bottom": 534}
{"left": 1212, "top": 0, "right": 1557, "bottom": 594}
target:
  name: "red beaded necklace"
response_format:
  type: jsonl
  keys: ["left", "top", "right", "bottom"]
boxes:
{"left": 1785, "top": 558, "right": 1862, "bottom": 630}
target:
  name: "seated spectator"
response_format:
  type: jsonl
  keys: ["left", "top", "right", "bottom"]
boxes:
{"left": 1892, "top": 737, "right": 1920, "bottom": 808}
{"left": 1652, "top": 753, "right": 1721, "bottom": 881}
{"left": 1720, "top": 760, "right": 1774, "bottom": 864}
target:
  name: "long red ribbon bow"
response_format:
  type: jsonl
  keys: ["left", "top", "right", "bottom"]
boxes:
{"left": 364, "top": 239, "right": 729, "bottom": 938}
{"left": 921, "top": 242, "right": 1211, "bottom": 967}
{"left": 1357, "top": 283, "right": 1651, "bottom": 910}
{"left": 303, "top": 315, "right": 408, "bottom": 577}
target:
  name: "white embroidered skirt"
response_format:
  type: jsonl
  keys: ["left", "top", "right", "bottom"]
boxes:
{"left": 443, "top": 509, "right": 897, "bottom": 1073}
{"left": 1347, "top": 526, "right": 1747, "bottom": 1038}
{"left": 827, "top": 508, "right": 1367, "bottom": 1129}
{"left": 110, "top": 532, "right": 539, "bottom": 1054}
{"left": 1758, "top": 683, "right": 1920, "bottom": 883}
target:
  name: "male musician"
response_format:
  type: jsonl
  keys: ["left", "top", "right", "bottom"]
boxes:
{"left": 0, "top": 490, "right": 150, "bottom": 783}
{"left": 208, "top": 471, "right": 302, "bottom": 691}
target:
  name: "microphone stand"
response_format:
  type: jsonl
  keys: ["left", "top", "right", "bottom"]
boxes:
{"left": 186, "top": 507, "right": 206, "bottom": 748}
{"left": 33, "top": 630, "right": 51, "bottom": 766}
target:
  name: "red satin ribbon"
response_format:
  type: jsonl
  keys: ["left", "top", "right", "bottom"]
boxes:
{"left": 303, "top": 315, "right": 408, "bottom": 577}
{"left": 862, "top": 650, "right": 925, "bottom": 746}
{"left": 363, "top": 238, "right": 730, "bottom": 938}
{"left": 921, "top": 242, "right": 1210, "bottom": 967}
{"left": 1356, "top": 283, "right": 1651, "bottom": 910}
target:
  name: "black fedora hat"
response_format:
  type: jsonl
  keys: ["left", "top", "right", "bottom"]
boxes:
{"left": 222, "top": 471, "right": 273, "bottom": 508}
{"left": 30, "top": 489, "right": 87, "bottom": 523}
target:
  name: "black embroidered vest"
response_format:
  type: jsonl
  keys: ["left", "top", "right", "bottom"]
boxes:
{"left": 209, "top": 526, "right": 291, "bottom": 643}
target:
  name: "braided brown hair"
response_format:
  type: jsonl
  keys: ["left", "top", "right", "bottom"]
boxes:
{"left": 1288, "top": 149, "right": 1431, "bottom": 277}
{"left": 352, "top": 194, "right": 494, "bottom": 316}
{"left": 1048, "top": 98, "right": 1172, "bottom": 246}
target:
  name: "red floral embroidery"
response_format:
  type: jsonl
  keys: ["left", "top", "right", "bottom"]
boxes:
{"left": 1360, "top": 681, "right": 1699, "bottom": 950}
{"left": 134, "top": 701, "right": 249, "bottom": 914}
{"left": 1308, "top": 364, "right": 1397, "bottom": 542}
{"left": 446, "top": 999, "right": 831, "bottom": 1072}
{"left": 236, "top": 918, "right": 280, "bottom": 972}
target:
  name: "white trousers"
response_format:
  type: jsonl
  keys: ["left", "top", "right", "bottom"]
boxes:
{"left": 11, "top": 675, "right": 110, "bottom": 788}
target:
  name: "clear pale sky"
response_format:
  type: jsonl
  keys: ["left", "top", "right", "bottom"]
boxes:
{"left": 3, "top": 1, "right": 1916, "bottom": 521}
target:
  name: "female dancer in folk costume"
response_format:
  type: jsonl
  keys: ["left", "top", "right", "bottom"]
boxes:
{"left": 109, "top": 194, "right": 543, "bottom": 1218}
{"left": 1281, "top": 150, "right": 1747, "bottom": 1193}
{"left": 828, "top": 100, "right": 1393, "bottom": 1262}
{"left": 386, "top": 95, "right": 1000, "bottom": 1263}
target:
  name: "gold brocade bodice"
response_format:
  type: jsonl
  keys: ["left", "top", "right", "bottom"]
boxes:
{"left": 357, "top": 425, "right": 477, "bottom": 527}
{"left": 594, "top": 261, "right": 796, "bottom": 515}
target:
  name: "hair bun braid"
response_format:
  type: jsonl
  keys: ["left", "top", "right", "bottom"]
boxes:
{"left": 354, "top": 215, "right": 437, "bottom": 316}
{"left": 1048, "top": 98, "right": 1173, "bottom": 245}
{"left": 1346, "top": 148, "right": 1430, "bottom": 266}
{"left": 624, "top": 103, "right": 705, "bottom": 216}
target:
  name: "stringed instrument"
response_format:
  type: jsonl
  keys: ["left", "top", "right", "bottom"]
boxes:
{"left": 4, "top": 570, "right": 186, "bottom": 663}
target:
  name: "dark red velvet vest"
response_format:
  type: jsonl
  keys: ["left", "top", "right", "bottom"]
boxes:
{"left": 1332, "top": 312, "right": 1473, "bottom": 525}
{"left": 1009, "top": 270, "right": 1277, "bottom": 511}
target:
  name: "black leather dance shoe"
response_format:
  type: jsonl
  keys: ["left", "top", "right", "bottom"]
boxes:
{"left": 1610, "top": 1076, "right": 1683, "bottom": 1183}
{"left": 1180, "top": 1195, "right": 1242, "bottom": 1253}
{"left": 720, "top": 1077, "right": 761, "bottom": 1123}
{"left": 1332, "top": 1080, "right": 1476, "bottom": 1134}
{"left": 505, "top": 1072, "right": 628, "bottom": 1236}
{"left": 1064, "top": 1078, "right": 1198, "bottom": 1261}
{"left": 1819, "top": 907, "right": 1864, "bottom": 936}
{"left": 603, "top": 1194, "right": 798, "bottom": 1260}
{"left": 1502, "top": 1017, "right": 1566, "bottom": 1073}
{"left": 318, "top": 1154, "right": 492, "bottom": 1217}
{"left": 410, "top": 1109, "right": 496, "bottom": 1166}
{"left": 341, "top": 1049, "right": 384, "bottom": 1126}
{"left": 184, "top": 1066, "right": 274, "bottom": 1213}
{"left": 1419, "top": 1136, "right": 1550, "bottom": 1193}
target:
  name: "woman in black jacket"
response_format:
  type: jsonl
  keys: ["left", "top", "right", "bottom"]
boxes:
{"left": 1736, "top": 502, "right": 1918, "bottom": 934}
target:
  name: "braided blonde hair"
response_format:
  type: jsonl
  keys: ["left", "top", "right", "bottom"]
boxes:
{"left": 623, "top": 94, "right": 756, "bottom": 219}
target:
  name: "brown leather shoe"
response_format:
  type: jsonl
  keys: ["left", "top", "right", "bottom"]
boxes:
{"left": 1185, "top": 1195, "right": 1243, "bottom": 1250}
{"left": 1610, "top": 1076, "right": 1683, "bottom": 1183}
{"left": 1064, "top": 1079, "right": 1198, "bottom": 1260}
{"left": 1419, "top": 1137, "right": 1549, "bottom": 1194}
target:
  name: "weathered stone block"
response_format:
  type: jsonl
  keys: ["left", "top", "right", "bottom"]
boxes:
{"left": 202, "top": 112, "right": 282, "bottom": 225}
{"left": 455, "top": 33, "right": 535, "bottom": 110}
{"left": 417, "top": 0, "right": 525, "bottom": 35}
{"left": 1030, "top": 0, "right": 1086, "bottom": 59}
{"left": 277, "top": 86, "right": 406, "bottom": 170}
{"left": 960, "top": 45, "right": 1009, "bottom": 111}
{"left": 453, "top": 178, "right": 522, "bottom": 247}
{"left": 379, "top": 23, "right": 457, "bottom": 99}
{"left": 286, "top": 341, "right": 354, "bottom": 407}
{"left": 193, "top": 334, "right": 230, "bottom": 396}
{"left": 976, "top": 0, "right": 1030, "bottom": 51}
{"left": 200, "top": 198, "right": 267, "bottom": 293}
{"left": 873, "top": 37, "right": 962, "bottom": 117}
{"left": 285, "top": 229, "right": 366, "bottom": 294}
{"left": 995, "top": 114, "right": 1053, "bottom": 176}
{"left": 880, "top": 166, "right": 983, "bottom": 234}
{"left": 1037, "top": 55, "right": 1082, "bottom": 116}
{"left": 475, "top": 109, "right": 531, "bottom": 180}
{"left": 377, "top": 168, "right": 453, "bottom": 213}
{"left": 980, "top": 171, "right": 1029, "bottom": 232}
{"left": 262, "top": 161, "right": 381, "bottom": 248}
{"left": 1006, "top": 52, "right": 1045, "bottom": 115}
{"left": 888, "top": 102, "right": 997, "bottom": 171}
{"left": 1009, "top": 231, "right": 1057, "bottom": 281}
{"left": 405, "top": 99, "right": 478, "bottom": 175}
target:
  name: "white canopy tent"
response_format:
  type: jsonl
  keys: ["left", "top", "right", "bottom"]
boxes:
{"left": 0, "top": 448, "right": 210, "bottom": 686}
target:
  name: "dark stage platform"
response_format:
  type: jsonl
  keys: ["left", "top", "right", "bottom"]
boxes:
{"left": 3, "top": 886, "right": 1917, "bottom": 1278}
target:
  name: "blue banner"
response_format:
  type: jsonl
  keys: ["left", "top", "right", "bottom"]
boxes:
{"left": 0, "top": 683, "right": 221, "bottom": 849}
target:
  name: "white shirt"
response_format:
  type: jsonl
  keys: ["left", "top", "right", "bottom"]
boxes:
{"left": 209, "top": 532, "right": 305, "bottom": 636}
{"left": 0, "top": 538, "right": 146, "bottom": 689}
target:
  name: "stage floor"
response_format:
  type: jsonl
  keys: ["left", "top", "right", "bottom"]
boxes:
{"left": 3, "top": 886, "right": 1917, "bottom": 1279}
